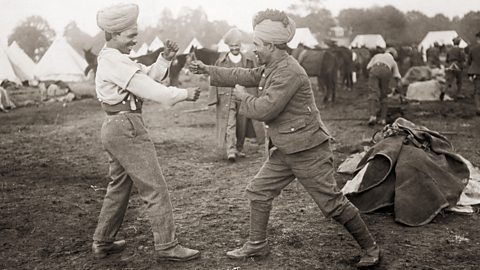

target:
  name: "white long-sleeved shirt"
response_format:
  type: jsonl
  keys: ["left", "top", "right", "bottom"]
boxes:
{"left": 367, "top": 52, "right": 402, "bottom": 79}
{"left": 95, "top": 47, "right": 187, "bottom": 107}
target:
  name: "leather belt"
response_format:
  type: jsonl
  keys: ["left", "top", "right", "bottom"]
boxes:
{"left": 106, "top": 110, "right": 142, "bottom": 116}
{"left": 372, "top": 62, "right": 389, "bottom": 69}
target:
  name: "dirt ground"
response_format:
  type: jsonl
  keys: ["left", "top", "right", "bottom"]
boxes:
{"left": 1, "top": 74, "right": 480, "bottom": 270}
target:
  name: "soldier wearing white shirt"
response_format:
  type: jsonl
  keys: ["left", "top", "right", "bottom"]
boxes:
{"left": 91, "top": 3, "right": 200, "bottom": 262}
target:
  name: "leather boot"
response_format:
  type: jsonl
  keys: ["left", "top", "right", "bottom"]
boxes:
{"left": 156, "top": 244, "right": 200, "bottom": 261}
{"left": 226, "top": 240, "right": 270, "bottom": 259}
{"left": 227, "top": 201, "right": 271, "bottom": 259}
{"left": 334, "top": 206, "right": 380, "bottom": 268}
{"left": 92, "top": 240, "right": 126, "bottom": 259}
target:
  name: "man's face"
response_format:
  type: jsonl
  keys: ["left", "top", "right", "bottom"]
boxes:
{"left": 228, "top": 43, "right": 241, "bottom": 56}
{"left": 253, "top": 40, "right": 272, "bottom": 65}
{"left": 113, "top": 27, "right": 138, "bottom": 54}
{"left": 477, "top": 37, "right": 480, "bottom": 44}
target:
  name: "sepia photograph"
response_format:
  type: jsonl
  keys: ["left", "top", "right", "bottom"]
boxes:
{"left": 1, "top": 0, "right": 480, "bottom": 269}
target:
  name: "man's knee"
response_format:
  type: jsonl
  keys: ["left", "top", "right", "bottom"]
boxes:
{"left": 250, "top": 200, "right": 273, "bottom": 213}
{"left": 245, "top": 186, "right": 277, "bottom": 203}
{"left": 331, "top": 202, "right": 359, "bottom": 224}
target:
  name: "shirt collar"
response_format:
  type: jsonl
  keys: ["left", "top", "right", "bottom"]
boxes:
{"left": 263, "top": 51, "right": 289, "bottom": 78}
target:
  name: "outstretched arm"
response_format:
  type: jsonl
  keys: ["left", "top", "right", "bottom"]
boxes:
{"left": 127, "top": 72, "right": 200, "bottom": 106}
{"left": 190, "top": 60, "right": 263, "bottom": 87}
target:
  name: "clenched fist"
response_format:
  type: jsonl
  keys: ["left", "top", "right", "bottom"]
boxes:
{"left": 189, "top": 60, "right": 208, "bottom": 74}
{"left": 233, "top": 84, "right": 247, "bottom": 101}
{"left": 186, "top": 87, "right": 201, "bottom": 101}
{"left": 162, "top": 40, "right": 179, "bottom": 61}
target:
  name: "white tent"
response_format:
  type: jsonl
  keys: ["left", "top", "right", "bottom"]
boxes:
{"left": 149, "top": 37, "right": 164, "bottom": 52}
{"left": 0, "top": 43, "right": 21, "bottom": 84}
{"left": 287, "top": 28, "right": 319, "bottom": 49}
{"left": 7, "top": 41, "right": 36, "bottom": 82}
{"left": 181, "top": 38, "right": 203, "bottom": 54}
{"left": 350, "top": 34, "right": 386, "bottom": 49}
{"left": 216, "top": 39, "right": 229, "bottom": 52}
{"left": 34, "top": 37, "right": 88, "bottom": 82}
{"left": 418, "top": 30, "right": 468, "bottom": 54}
{"left": 135, "top": 43, "right": 149, "bottom": 56}
{"left": 129, "top": 48, "right": 138, "bottom": 57}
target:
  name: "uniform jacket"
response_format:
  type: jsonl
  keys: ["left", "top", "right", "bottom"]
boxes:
{"left": 467, "top": 44, "right": 480, "bottom": 75}
{"left": 208, "top": 52, "right": 264, "bottom": 147}
{"left": 446, "top": 46, "right": 465, "bottom": 69}
{"left": 208, "top": 52, "right": 331, "bottom": 154}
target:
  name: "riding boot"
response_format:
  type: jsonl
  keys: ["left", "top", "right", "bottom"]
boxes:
{"left": 226, "top": 201, "right": 271, "bottom": 259}
{"left": 334, "top": 205, "right": 380, "bottom": 267}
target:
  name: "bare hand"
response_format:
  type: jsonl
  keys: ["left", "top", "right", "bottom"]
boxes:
{"left": 233, "top": 84, "right": 247, "bottom": 100}
{"left": 189, "top": 60, "right": 208, "bottom": 74}
{"left": 162, "top": 40, "right": 179, "bottom": 61}
{"left": 186, "top": 87, "right": 201, "bottom": 101}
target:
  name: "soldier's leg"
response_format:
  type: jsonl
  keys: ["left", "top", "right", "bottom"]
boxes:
{"left": 101, "top": 114, "right": 178, "bottom": 250}
{"left": 235, "top": 100, "right": 247, "bottom": 155}
{"left": 92, "top": 152, "right": 132, "bottom": 258}
{"left": 474, "top": 77, "right": 480, "bottom": 115}
{"left": 227, "top": 149, "right": 296, "bottom": 259}
{"left": 456, "top": 70, "right": 463, "bottom": 94}
{"left": 225, "top": 97, "right": 238, "bottom": 160}
{"left": 378, "top": 69, "right": 392, "bottom": 124}
{"left": 289, "top": 142, "right": 379, "bottom": 267}
{"left": 367, "top": 70, "right": 381, "bottom": 124}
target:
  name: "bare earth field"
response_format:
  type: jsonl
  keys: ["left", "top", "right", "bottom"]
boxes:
{"left": 1, "top": 76, "right": 479, "bottom": 270}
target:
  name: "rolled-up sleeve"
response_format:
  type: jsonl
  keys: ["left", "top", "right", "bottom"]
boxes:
{"left": 139, "top": 54, "right": 171, "bottom": 82}
{"left": 126, "top": 72, "right": 187, "bottom": 106}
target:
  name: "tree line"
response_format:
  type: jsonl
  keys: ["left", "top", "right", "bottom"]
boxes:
{"left": 7, "top": 4, "right": 480, "bottom": 61}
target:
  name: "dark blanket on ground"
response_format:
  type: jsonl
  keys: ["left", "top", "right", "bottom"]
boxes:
{"left": 347, "top": 118, "right": 470, "bottom": 226}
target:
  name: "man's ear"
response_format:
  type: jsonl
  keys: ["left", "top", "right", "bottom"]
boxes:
{"left": 110, "top": 32, "right": 121, "bottom": 40}
{"left": 267, "top": 43, "right": 275, "bottom": 51}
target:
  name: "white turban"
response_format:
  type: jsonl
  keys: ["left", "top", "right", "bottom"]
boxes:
{"left": 223, "top": 28, "right": 242, "bottom": 45}
{"left": 97, "top": 3, "right": 139, "bottom": 33}
{"left": 253, "top": 17, "right": 296, "bottom": 45}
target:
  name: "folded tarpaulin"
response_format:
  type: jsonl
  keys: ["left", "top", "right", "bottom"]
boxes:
{"left": 342, "top": 118, "right": 470, "bottom": 226}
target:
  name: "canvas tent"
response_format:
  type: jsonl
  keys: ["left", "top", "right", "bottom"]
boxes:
{"left": 7, "top": 41, "right": 36, "bottom": 82}
{"left": 287, "top": 28, "right": 319, "bottom": 49}
{"left": 0, "top": 43, "right": 21, "bottom": 84}
{"left": 418, "top": 30, "right": 468, "bottom": 60}
{"left": 350, "top": 34, "right": 386, "bottom": 49}
{"left": 181, "top": 38, "right": 203, "bottom": 54}
{"left": 148, "top": 37, "right": 164, "bottom": 52}
{"left": 134, "top": 43, "right": 149, "bottom": 57}
{"left": 34, "top": 37, "right": 88, "bottom": 82}
{"left": 216, "top": 39, "right": 229, "bottom": 53}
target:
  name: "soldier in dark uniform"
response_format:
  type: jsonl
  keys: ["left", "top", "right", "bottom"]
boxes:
{"left": 446, "top": 37, "right": 465, "bottom": 98}
{"left": 468, "top": 31, "right": 480, "bottom": 115}
{"left": 191, "top": 9, "right": 380, "bottom": 268}
{"left": 426, "top": 42, "right": 441, "bottom": 68}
